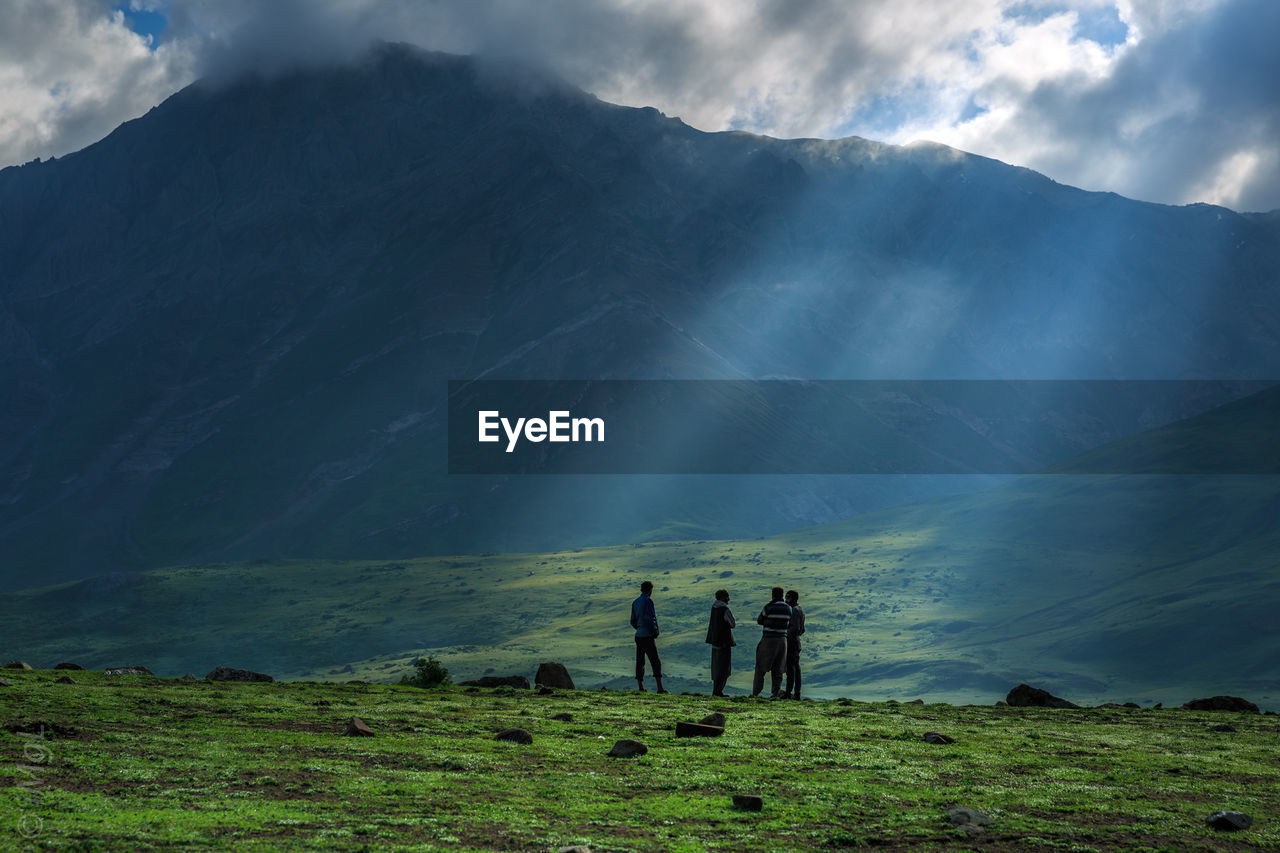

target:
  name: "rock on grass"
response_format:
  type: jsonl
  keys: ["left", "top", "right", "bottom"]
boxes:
{"left": 494, "top": 727, "right": 533, "bottom": 744}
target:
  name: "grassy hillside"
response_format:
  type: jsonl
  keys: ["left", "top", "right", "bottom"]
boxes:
{"left": 3, "top": 474, "right": 1277, "bottom": 708}
{"left": 1, "top": 671, "right": 1276, "bottom": 851}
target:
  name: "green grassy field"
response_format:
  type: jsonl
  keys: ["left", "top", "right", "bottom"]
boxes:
{"left": 1, "top": 669, "right": 1276, "bottom": 852}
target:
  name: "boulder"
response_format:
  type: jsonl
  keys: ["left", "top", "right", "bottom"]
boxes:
{"left": 55, "top": 676, "right": 76, "bottom": 684}
{"left": 699, "top": 712, "right": 727, "bottom": 728}
{"left": 458, "top": 675, "right": 531, "bottom": 690}
{"left": 923, "top": 732, "right": 955, "bottom": 744}
{"left": 0, "top": 678, "right": 10, "bottom": 687}
{"left": 1182, "top": 696, "right": 1259, "bottom": 713}
{"left": 1206, "top": 811, "right": 1252, "bottom": 831}
{"left": 675, "top": 721, "right": 724, "bottom": 738}
{"left": 732, "top": 794, "right": 764, "bottom": 811}
{"left": 4, "top": 661, "right": 33, "bottom": 670}
{"left": 344, "top": 716, "right": 375, "bottom": 737}
{"left": 54, "top": 662, "right": 86, "bottom": 671}
{"left": 606, "top": 739, "right": 647, "bottom": 757}
{"left": 535, "top": 662, "right": 575, "bottom": 690}
{"left": 494, "top": 727, "right": 533, "bottom": 744}
{"left": 205, "top": 666, "right": 273, "bottom": 682}
{"left": 1006, "top": 683, "right": 1079, "bottom": 709}
{"left": 556, "top": 847, "right": 593, "bottom": 853}
{"left": 947, "top": 806, "right": 993, "bottom": 827}
{"left": 105, "top": 665, "right": 153, "bottom": 676}
{"left": 181, "top": 674, "right": 199, "bottom": 682}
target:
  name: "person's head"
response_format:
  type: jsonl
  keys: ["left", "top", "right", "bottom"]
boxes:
{"left": 715, "top": 588, "right": 730, "bottom": 602}
{"left": 786, "top": 589, "right": 799, "bottom": 605}
{"left": 640, "top": 581, "right": 654, "bottom": 595}
{"left": 771, "top": 586, "right": 784, "bottom": 602}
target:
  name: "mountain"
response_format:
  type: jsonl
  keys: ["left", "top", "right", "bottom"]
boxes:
{"left": 3, "top": 387, "right": 1277, "bottom": 707}
{"left": 2, "top": 43, "right": 1279, "bottom": 588}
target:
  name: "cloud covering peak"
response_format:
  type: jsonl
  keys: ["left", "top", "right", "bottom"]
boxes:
{"left": 2, "top": 0, "right": 1278, "bottom": 211}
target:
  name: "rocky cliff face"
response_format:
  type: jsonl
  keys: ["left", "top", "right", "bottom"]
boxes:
{"left": 2, "top": 44, "right": 1278, "bottom": 587}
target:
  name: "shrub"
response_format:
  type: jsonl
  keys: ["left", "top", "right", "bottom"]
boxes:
{"left": 400, "top": 656, "right": 451, "bottom": 689}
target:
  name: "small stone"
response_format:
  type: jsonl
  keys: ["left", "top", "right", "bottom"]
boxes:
{"left": 1183, "top": 696, "right": 1260, "bottom": 713}
{"left": 537, "top": 685, "right": 555, "bottom": 696}
{"left": 923, "top": 732, "right": 955, "bottom": 744}
{"left": 495, "top": 727, "right": 533, "bottom": 744}
{"left": 205, "top": 666, "right": 273, "bottom": 682}
{"left": 1206, "top": 811, "right": 1252, "bottom": 831}
{"left": 908, "top": 699, "right": 924, "bottom": 705}
{"left": 4, "top": 661, "right": 33, "bottom": 671}
{"left": 535, "top": 662, "right": 575, "bottom": 690}
{"left": 181, "top": 673, "right": 199, "bottom": 682}
{"left": 344, "top": 717, "right": 375, "bottom": 737}
{"left": 947, "top": 806, "right": 993, "bottom": 827}
{"left": 55, "top": 676, "right": 75, "bottom": 684}
{"left": 606, "top": 739, "right": 647, "bottom": 757}
{"left": 550, "top": 712, "right": 573, "bottom": 722}
{"left": 1209, "top": 724, "right": 1237, "bottom": 732}
{"left": 104, "top": 666, "right": 153, "bottom": 676}
{"left": 1006, "top": 683, "right": 1078, "bottom": 709}
{"left": 54, "top": 662, "right": 86, "bottom": 671}
{"left": 994, "top": 701, "right": 1008, "bottom": 707}
{"left": 699, "top": 712, "right": 727, "bottom": 727}
{"left": 0, "top": 678, "right": 10, "bottom": 687}
{"left": 556, "top": 847, "right": 593, "bottom": 853}
{"left": 836, "top": 698, "right": 853, "bottom": 706}
{"left": 732, "top": 794, "right": 764, "bottom": 811}
{"left": 675, "top": 721, "right": 724, "bottom": 738}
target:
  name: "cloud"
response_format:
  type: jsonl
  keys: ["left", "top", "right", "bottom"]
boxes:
{"left": 2, "top": 0, "right": 1278, "bottom": 211}
{"left": 0, "top": 0, "right": 194, "bottom": 166}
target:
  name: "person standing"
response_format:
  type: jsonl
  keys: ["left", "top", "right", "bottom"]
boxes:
{"left": 630, "top": 580, "right": 667, "bottom": 693}
{"left": 751, "top": 586, "right": 792, "bottom": 698}
{"left": 705, "top": 588, "right": 736, "bottom": 696}
{"left": 781, "top": 589, "right": 806, "bottom": 700}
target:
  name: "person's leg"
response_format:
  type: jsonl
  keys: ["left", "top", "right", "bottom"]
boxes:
{"left": 783, "top": 645, "right": 799, "bottom": 698}
{"left": 793, "top": 655, "right": 802, "bottom": 700}
{"left": 770, "top": 638, "right": 787, "bottom": 697}
{"left": 751, "top": 641, "right": 767, "bottom": 696}
{"left": 650, "top": 643, "right": 667, "bottom": 693}
{"left": 711, "top": 647, "right": 728, "bottom": 695}
{"left": 634, "top": 637, "right": 646, "bottom": 690}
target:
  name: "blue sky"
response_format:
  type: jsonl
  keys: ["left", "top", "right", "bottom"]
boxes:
{"left": 3, "top": 0, "right": 1279, "bottom": 212}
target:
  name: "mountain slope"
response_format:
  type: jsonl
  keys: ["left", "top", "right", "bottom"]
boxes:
{"left": 2, "top": 44, "right": 1279, "bottom": 586}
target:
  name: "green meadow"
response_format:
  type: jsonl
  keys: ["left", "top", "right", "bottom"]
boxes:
{"left": 1, "top": 670, "right": 1276, "bottom": 851}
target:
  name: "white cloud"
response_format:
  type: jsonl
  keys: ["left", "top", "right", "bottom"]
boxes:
{"left": 0, "top": 0, "right": 195, "bottom": 166}
{"left": 2, "top": 0, "right": 1277, "bottom": 211}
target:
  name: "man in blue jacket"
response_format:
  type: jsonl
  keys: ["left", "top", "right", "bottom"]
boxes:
{"left": 630, "top": 581, "right": 667, "bottom": 693}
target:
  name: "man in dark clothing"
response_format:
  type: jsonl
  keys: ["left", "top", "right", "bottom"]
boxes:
{"left": 630, "top": 581, "right": 667, "bottom": 693}
{"left": 781, "top": 589, "right": 806, "bottom": 700}
{"left": 705, "top": 588, "right": 736, "bottom": 696}
{"left": 751, "top": 586, "right": 792, "bottom": 698}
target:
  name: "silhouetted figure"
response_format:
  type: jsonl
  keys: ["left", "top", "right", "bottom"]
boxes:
{"left": 630, "top": 580, "right": 666, "bottom": 693}
{"left": 781, "top": 589, "right": 806, "bottom": 700}
{"left": 705, "top": 588, "right": 736, "bottom": 696}
{"left": 751, "top": 586, "right": 792, "bottom": 698}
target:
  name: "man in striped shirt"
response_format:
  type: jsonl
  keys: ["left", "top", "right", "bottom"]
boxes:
{"left": 750, "top": 586, "right": 792, "bottom": 698}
